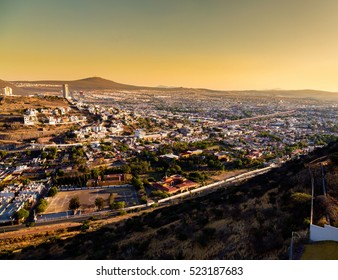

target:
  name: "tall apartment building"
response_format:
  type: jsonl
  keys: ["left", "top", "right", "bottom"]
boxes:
{"left": 63, "top": 84, "right": 70, "bottom": 99}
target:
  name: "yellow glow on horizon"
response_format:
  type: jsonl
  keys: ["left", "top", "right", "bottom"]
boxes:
{"left": 1, "top": 0, "right": 338, "bottom": 92}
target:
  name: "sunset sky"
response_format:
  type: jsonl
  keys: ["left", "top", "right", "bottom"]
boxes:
{"left": 1, "top": 0, "right": 338, "bottom": 91}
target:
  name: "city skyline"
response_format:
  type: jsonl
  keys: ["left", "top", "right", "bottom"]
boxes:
{"left": 1, "top": 0, "right": 338, "bottom": 92}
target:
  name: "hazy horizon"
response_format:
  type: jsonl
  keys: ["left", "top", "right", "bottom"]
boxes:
{"left": 1, "top": 76, "right": 338, "bottom": 94}
{"left": 1, "top": 0, "right": 338, "bottom": 91}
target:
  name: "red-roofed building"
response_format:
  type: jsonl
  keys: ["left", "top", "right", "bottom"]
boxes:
{"left": 152, "top": 174, "right": 199, "bottom": 194}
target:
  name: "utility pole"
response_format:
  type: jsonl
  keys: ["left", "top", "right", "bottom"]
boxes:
{"left": 309, "top": 167, "right": 314, "bottom": 225}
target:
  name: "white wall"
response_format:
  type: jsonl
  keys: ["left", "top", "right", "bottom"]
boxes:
{"left": 310, "top": 224, "right": 338, "bottom": 242}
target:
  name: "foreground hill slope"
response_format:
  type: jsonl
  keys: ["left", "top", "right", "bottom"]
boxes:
{"left": 2, "top": 141, "right": 338, "bottom": 260}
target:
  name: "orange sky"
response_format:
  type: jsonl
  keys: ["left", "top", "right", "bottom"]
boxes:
{"left": 1, "top": 0, "right": 338, "bottom": 91}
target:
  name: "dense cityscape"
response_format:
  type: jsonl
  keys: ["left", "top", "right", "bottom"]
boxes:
{"left": 0, "top": 83, "right": 337, "bottom": 226}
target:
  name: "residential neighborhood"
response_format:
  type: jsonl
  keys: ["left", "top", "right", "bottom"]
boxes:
{"left": 0, "top": 85, "right": 337, "bottom": 226}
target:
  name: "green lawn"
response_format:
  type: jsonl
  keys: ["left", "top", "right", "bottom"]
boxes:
{"left": 302, "top": 241, "right": 338, "bottom": 260}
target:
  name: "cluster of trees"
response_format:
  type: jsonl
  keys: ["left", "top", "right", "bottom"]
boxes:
{"left": 100, "top": 142, "right": 113, "bottom": 151}
{"left": 285, "top": 141, "right": 308, "bottom": 154}
{"left": 257, "top": 132, "right": 282, "bottom": 141}
{"left": 150, "top": 190, "right": 169, "bottom": 199}
{"left": 233, "top": 157, "right": 264, "bottom": 169}
{"left": 54, "top": 174, "right": 88, "bottom": 187}
{"left": 187, "top": 171, "right": 208, "bottom": 184}
{"left": 310, "top": 134, "right": 338, "bottom": 146}
{"left": 131, "top": 175, "right": 147, "bottom": 204}
{"left": 70, "top": 146, "right": 86, "bottom": 166}
{"left": 136, "top": 117, "right": 156, "bottom": 131}
{"left": 177, "top": 154, "right": 224, "bottom": 172}
{"left": 41, "top": 146, "right": 58, "bottom": 160}
{"left": 129, "top": 160, "right": 151, "bottom": 175}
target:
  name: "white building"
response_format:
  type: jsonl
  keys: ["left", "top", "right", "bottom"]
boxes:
{"left": 69, "top": 115, "right": 79, "bottom": 122}
{"left": 92, "top": 125, "right": 106, "bottom": 133}
{"left": 110, "top": 124, "right": 124, "bottom": 135}
{"left": 48, "top": 116, "right": 56, "bottom": 125}
{"left": 23, "top": 115, "right": 35, "bottom": 125}
{"left": 26, "top": 108, "right": 38, "bottom": 117}
{"left": 2, "top": 86, "right": 13, "bottom": 96}
{"left": 60, "top": 107, "right": 66, "bottom": 115}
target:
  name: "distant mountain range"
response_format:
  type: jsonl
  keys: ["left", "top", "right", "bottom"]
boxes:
{"left": 1, "top": 77, "right": 338, "bottom": 100}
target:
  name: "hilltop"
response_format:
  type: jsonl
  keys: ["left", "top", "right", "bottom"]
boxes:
{"left": 2, "top": 141, "right": 338, "bottom": 260}
{"left": 10, "top": 77, "right": 160, "bottom": 94}
{"left": 68, "top": 77, "right": 151, "bottom": 91}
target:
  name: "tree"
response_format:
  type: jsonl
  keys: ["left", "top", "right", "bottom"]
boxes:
{"left": 91, "top": 168, "right": 100, "bottom": 179}
{"left": 41, "top": 151, "right": 48, "bottom": 159}
{"left": 47, "top": 186, "right": 58, "bottom": 197}
{"left": 139, "top": 195, "right": 148, "bottom": 204}
{"left": 109, "top": 193, "right": 117, "bottom": 209}
{"left": 47, "top": 146, "right": 58, "bottom": 160}
{"left": 69, "top": 196, "right": 80, "bottom": 211}
{"left": 21, "top": 178, "right": 31, "bottom": 186}
{"left": 81, "top": 220, "right": 90, "bottom": 231}
{"left": 150, "top": 190, "right": 169, "bottom": 199}
{"left": 131, "top": 176, "right": 144, "bottom": 190}
{"left": 233, "top": 158, "right": 243, "bottom": 168}
{"left": 0, "top": 150, "right": 7, "bottom": 159}
{"left": 57, "top": 169, "right": 65, "bottom": 176}
{"left": 114, "top": 201, "right": 125, "bottom": 209}
{"left": 109, "top": 193, "right": 115, "bottom": 205}
{"left": 15, "top": 208, "right": 29, "bottom": 222}
{"left": 95, "top": 197, "right": 105, "bottom": 210}
{"left": 36, "top": 199, "right": 48, "bottom": 214}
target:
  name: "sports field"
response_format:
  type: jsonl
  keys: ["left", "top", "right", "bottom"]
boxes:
{"left": 45, "top": 186, "right": 138, "bottom": 213}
